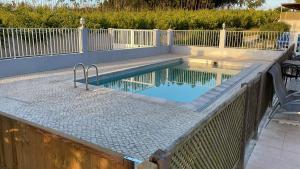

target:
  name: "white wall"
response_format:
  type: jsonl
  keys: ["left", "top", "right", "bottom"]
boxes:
{"left": 171, "top": 46, "right": 284, "bottom": 62}
{"left": 0, "top": 47, "right": 169, "bottom": 78}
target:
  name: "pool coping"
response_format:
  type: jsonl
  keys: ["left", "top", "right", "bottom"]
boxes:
{"left": 80, "top": 58, "right": 261, "bottom": 112}
{"left": 77, "top": 58, "right": 183, "bottom": 84}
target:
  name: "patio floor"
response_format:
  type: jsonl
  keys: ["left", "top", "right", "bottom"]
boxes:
{"left": 246, "top": 79, "right": 300, "bottom": 169}
{"left": 0, "top": 52, "right": 281, "bottom": 163}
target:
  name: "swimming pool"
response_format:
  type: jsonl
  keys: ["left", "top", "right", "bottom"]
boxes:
{"left": 87, "top": 60, "right": 241, "bottom": 102}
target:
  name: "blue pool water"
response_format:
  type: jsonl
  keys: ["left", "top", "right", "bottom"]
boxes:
{"left": 89, "top": 62, "right": 239, "bottom": 102}
{"left": 138, "top": 83, "right": 212, "bottom": 102}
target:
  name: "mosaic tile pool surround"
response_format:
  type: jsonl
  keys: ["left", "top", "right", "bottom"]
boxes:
{"left": 84, "top": 59, "right": 242, "bottom": 103}
{"left": 0, "top": 55, "right": 264, "bottom": 163}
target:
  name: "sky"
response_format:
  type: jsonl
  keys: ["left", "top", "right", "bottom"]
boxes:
{"left": 261, "top": 0, "right": 294, "bottom": 9}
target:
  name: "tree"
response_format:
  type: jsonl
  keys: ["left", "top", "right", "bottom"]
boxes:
{"left": 98, "top": 0, "right": 242, "bottom": 10}
{"left": 243, "top": 0, "right": 265, "bottom": 9}
{"left": 213, "top": 0, "right": 241, "bottom": 8}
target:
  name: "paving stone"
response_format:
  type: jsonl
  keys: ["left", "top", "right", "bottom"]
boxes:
{"left": 0, "top": 54, "right": 272, "bottom": 162}
{"left": 0, "top": 55, "right": 204, "bottom": 161}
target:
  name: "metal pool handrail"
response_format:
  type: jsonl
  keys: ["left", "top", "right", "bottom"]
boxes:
{"left": 73, "top": 63, "right": 86, "bottom": 88}
{"left": 86, "top": 64, "right": 99, "bottom": 90}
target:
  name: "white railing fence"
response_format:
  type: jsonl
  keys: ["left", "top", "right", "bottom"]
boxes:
{"left": 0, "top": 22, "right": 297, "bottom": 60}
{"left": 88, "top": 29, "right": 112, "bottom": 52}
{"left": 0, "top": 27, "right": 158, "bottom": 59}
{"left": 225, "top": 31, "right": 290, "bottom": 50}
{"left": 173, "top": 30, "right": 220, "bottom": 47}
{"left": 112, "top": 29, "right": 154, "bottom": 49}
{"left": 0, "top": 28, "right": 79, "bottom": 59}
{"left": 133, "top": 30, "right": 154, "bottom": 47}
{"left": 160, "top": 30, "right": 168, "bottom": 46}
{"left": 112, "top": 29, "right": 132, "bottom": 49}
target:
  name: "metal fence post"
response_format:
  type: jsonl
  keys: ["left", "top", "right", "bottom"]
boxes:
{"left": 253, "top": 72, "right": 263, "bottom": 140}
{"left": 153, "top": 29, "right": 161, "bottom": 47}
{"left": 219, "top": 23, "right": 226, "bottom": 49}
{"left": 149, "top": 149, "right": 170, "bottom": 169}
{"left": 137, "top": 161, "right": 158, "bottom": 169}
{"left": 238, "top": 83, "right": 248, "bottom": 169}
{"left": 78, "top": 18, "right": 89, "bottom": 53}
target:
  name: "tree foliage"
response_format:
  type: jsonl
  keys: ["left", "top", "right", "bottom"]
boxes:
{"left": 260, "top": 22, "right": 290, "bottom": 32}
{"left": 99, "top": 0, "right": 244, "bottom": 10}
{"left": 242, "top": 0, "right": 265, "bottom": 9}
{"left": 0, "top": 3, "right": 279, "bottom": 30}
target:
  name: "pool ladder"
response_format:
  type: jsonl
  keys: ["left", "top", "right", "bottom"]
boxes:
{"left": 74, "top": 63, "right": 99, "bottom": 90}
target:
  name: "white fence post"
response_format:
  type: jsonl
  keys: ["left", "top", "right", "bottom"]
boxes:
{"left": 108, "top": 28, "right": 114, "bottom": 50}
{"left": 131, "top": 29, "right": 135, "bottom": 48}
{"left": 153, "top": 29, "right": 160, "bottom": 47}
{"left": 219, "top": 23, "right": 226, "bottom": 49}
{"left": 167, "top": 29, "right": 173, "bottom": 46}
{"left": 78, "top": 18, "right": 89, "bottom": 53}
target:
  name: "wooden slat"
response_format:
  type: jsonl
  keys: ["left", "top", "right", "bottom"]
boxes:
{"left": 153, "top": 87, "right": 247, "bottom": 169}
{"left": 0, "top": 114, "right": 134, "bottom": 169}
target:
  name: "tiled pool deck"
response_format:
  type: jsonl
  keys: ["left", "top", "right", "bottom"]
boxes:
{"left": 0, "top": 53, "right": 281, "bottom": 162}
{"left": 246, "top": 79, "right": 300, "bottom": 169}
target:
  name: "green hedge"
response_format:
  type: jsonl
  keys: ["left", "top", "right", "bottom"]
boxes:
{"left": 259, "top": 22, "right": 290, "bottom": 32}
{"left": 0, "top": 4, "right": 280, "bottom": 30}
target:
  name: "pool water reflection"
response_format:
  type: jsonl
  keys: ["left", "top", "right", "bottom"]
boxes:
{"left": 91, "top": 62, "right": 240, "bottom": 102}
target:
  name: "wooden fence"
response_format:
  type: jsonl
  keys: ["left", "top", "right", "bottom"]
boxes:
{"left": 143, "top": 45, "right": 296, "bottom": 169}
{"left": 146, "top": 70, "right": 273, "bottom": 169}
{"left": 0, "top": 113, "right": 134, "bottom": 169}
